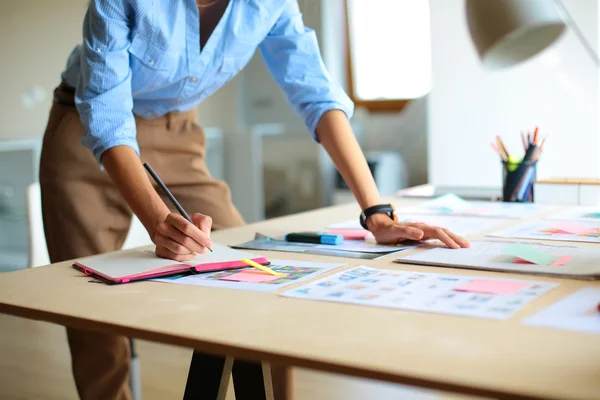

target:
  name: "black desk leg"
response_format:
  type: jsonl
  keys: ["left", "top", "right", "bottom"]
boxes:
{"left": 183, "top": 352, "right": 233, "bottom": 400}
{"left": 183, "top": 352, "right": 273, "bottom": 400}
{"left": 232, "top": 359, "right": 272, "bottom": 400}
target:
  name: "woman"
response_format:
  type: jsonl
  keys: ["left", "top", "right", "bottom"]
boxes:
{"left": 41, "top": 0, "right": 469, "bottom": 399}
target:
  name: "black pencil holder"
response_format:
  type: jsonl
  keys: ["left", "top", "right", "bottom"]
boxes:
{"left": 502, "top": 160, "right": 537, "bottom": 203}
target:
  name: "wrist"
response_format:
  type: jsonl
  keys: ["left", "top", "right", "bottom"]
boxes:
{"left": 366, "top": 212, "right": 392, "bottom": 231}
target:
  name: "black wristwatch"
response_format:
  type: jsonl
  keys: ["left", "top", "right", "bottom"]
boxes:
{"left": 359, "top": 203, "right": 397, "bottom": 230}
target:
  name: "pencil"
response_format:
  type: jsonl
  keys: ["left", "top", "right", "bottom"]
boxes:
{"left": 520, "top": 131, "right": 527, "bottom": 151}
{"left": 533, "top": 126, "right": 539, "bottom": 144}
{"left": 143, "top": 162, "right": 213, "bottom": 252}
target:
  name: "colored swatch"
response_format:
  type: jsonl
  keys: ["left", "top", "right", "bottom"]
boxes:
{"left": 455, "top": 279, "right": 529, "bottom": 295}
{"left": 219, "top": 271, "right": 280, "bottom": 283}
{"left": 501, "top": 243, "right": 560, "bottom": 265}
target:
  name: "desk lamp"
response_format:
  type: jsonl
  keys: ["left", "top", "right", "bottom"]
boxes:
{"left": 466, "top": 0, "right": 599, "bottom": 69}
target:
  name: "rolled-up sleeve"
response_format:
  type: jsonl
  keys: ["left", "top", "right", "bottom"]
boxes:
{"left": 259, "top": 0, "right": 354, "bottom": 141}
{"left": 75, "top": 0, "right": 138, "bottom": 165}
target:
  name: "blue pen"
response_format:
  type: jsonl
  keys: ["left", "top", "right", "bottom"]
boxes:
{"left": 284, "top": 232, "right": 344, "bottom": 245}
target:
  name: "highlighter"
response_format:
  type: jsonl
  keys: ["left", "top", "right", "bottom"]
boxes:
{"left": 284, "top": 232, "right": 344, "bottom": 245}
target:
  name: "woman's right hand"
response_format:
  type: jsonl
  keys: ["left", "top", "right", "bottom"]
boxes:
{"left": 153, "top": 212, "right": 213, "bottom": 261}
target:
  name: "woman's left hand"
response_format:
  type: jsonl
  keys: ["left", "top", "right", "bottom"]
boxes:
{"left": 367, "top": 214, "right": 470, "bottom": 249}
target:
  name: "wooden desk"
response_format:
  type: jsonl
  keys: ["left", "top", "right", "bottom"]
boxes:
{"left": 0, "top": 201, "right": 599, "bottom": 400}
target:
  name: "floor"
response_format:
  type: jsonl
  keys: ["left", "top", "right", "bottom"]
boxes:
{"left": 0, "top": 314, "right": 486, "bottom": 400}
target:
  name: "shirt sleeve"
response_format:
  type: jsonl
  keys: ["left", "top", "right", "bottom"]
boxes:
{"left": 259, "top": 0, "right": 354, "bottom": 142}
{"left": 75, "top": 0, "right": 139, "bottom": 165}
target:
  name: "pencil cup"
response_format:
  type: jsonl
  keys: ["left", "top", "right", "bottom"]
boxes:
{"left": 502, "top": 160, "right": 537, "bottom": 203}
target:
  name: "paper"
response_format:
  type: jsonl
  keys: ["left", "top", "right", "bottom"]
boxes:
{"left": 329, "top": 215, "right": 505, "bottom": 237}
{"left": 220, "top": 271, "right": 280, "bottom": 283}
{"left": 281, "top": 266, "right": 557, "bottom": 320}
{"left": 399, "top": 198, "right": 550, "bottom": 219}
{"left": 455, "top": 279, "right": 529, "bottom": 295}
{"left": 546, "top": 207, "right": 600, "bottom": 222}
{"left": 523, "top": 288, "right": 600, "bottom": 335}
{"left": 397, "top": 240, "right": 600, "bottom": 279}
{"left": 422, "top": 193, "right": 472, "bottom": 212}
{"left": 501, "top": 243, "right": 560, "bottom": 265}
{"left": 487, "top": 220, "right": 600, "bottom": 244}
{"left": 155, "top": 260, "right": 344, "bottom": 293}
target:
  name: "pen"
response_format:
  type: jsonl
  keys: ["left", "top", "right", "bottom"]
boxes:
{"left": 284, "top": 232, "right": 344, "bottom": 245}
{"left": 240, "top": 258, "right": 286, "bottom": 277}
{"left": 143, "top": 162, "right": 213, "bottom": 252}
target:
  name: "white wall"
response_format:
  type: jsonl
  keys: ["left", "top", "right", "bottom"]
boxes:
{"left": 428, "top": 0, "right": 599, "bottom": 187}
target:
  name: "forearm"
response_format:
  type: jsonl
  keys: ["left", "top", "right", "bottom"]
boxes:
{"left": 101, "top": 146, "right": 169, "bottom": 239}
{"left": 316, "top": 110, "right": 382, "bottom": 210}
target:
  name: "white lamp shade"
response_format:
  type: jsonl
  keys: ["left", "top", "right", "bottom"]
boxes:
{"left": 466, "top": 0, "right": 567, "bottom": 69}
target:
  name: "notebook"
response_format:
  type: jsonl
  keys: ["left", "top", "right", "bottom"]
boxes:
{"left": 73, "top": 243, "right": 269, "bottom": 284}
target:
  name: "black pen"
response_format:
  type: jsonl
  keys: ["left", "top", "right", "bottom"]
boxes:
{"left": 143, "top": 162, "right": 213, "bottom": 252}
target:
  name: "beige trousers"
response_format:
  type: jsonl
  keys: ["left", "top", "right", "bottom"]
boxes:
{"left": 39, "top": 89, "right": 248, "bottom": 399}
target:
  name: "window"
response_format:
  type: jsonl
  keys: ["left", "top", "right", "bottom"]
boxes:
{"left": 345, "top": 0, "right": 432, "bottom": 111}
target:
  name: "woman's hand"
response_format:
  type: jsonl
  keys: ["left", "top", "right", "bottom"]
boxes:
{"left": 367, "top": 214, "right": 470, "bottom": 249}
{"left": 153, "top": 212, "right": 213, "bottom": 261}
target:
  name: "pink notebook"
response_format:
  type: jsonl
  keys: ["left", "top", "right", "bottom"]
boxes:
{"left": 73, "top": 244, "right": 269, "bottom": 284}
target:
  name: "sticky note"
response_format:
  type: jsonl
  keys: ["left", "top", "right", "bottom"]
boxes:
{"left": 501, "top": 243, "right": 560, "bottom": 265}
{"left": 455, "top": 279, "right": 529, "bottom": 295}
{"left": 550, "top": 255, "right": 572, "bottom": 266}
{"left": 327, "top": 229, "right": 370, "bottom": 240}
{"left": 552, "top": 221, "right": 596, "bottom": 235}
{"left": 220, "top": 271, "right": 280, "bottom": 283}
{"left": 426, "top": 193, "right": 471, "bottom": 212}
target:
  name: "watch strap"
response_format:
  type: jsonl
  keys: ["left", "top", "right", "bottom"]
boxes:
{"left": 359, "top": 203, "right": 397, "bottom": 230}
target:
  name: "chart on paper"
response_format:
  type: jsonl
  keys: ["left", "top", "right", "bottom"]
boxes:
{"left": 154, "top": 260, "right": 344, "bottom": 293}
{"left": 281, "top": 266, "right": 557, "bottom": 320}
{"left": 487, "top": 220, "right": 600, "bottom": 244}
{"left": 397, "top": 194, "right": 551, "bottom": 219}
{"left": 328, "top": 214, "right": 506, "bottom": 237}
{"left": 397, "top": 240, "right": 600, "bottom": 279}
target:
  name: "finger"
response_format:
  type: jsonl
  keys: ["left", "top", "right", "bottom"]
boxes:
{"left": 192, "top": 213, "right": 212, "bottom": 236}
{"left": 157, "top": 223, "right": 208, "bottom": 254}
{"left": 443, "top": 228, "right": 470, "bottom": 248}
{"left": 166, "top": 213, "right": 212, "bottom": 249}
{"left": 391, "top": 224, "right": 425, "bottom": 242}
{"left": 421, "top": 225, "right": 460, "bottom": 249}
{"left": 155, "top": 245, "right": 195, "bottom": 262}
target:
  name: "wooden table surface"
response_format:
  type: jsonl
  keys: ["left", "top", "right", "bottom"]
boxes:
{"left": 0, "top": 200, "right": 599, "bottom": 400}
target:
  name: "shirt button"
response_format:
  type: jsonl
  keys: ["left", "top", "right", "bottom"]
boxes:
{"left": 148, "top": 59, "right": 155, "bottom": 65}
{"left": 189, "top": 77, "right": 197, "bottom": 83}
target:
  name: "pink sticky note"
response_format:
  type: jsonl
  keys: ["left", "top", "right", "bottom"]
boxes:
{"left": 513, "top": 256, "right": 572, "bottom": 267}
{"left": 455, "top": 279, "right": 529, "bottom": 295}
{"left": 552, "top": 222, "right": 596, "bottom": 235}
{"left": 220, "top": 271, "right": 280, "bottom": 283}
{"left": 550, "top": 255, "right": 572, "bottom": 266}
{"left": 328, "top": 228, "right": 370, "bottom": 240}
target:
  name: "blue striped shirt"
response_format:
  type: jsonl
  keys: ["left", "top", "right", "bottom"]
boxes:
{"left": 61, "top": 0, "right": 354, "bottom": 163}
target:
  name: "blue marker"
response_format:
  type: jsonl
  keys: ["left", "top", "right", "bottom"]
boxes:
{"left": 284, "top": 232, "right": 344, "bottom": 245}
